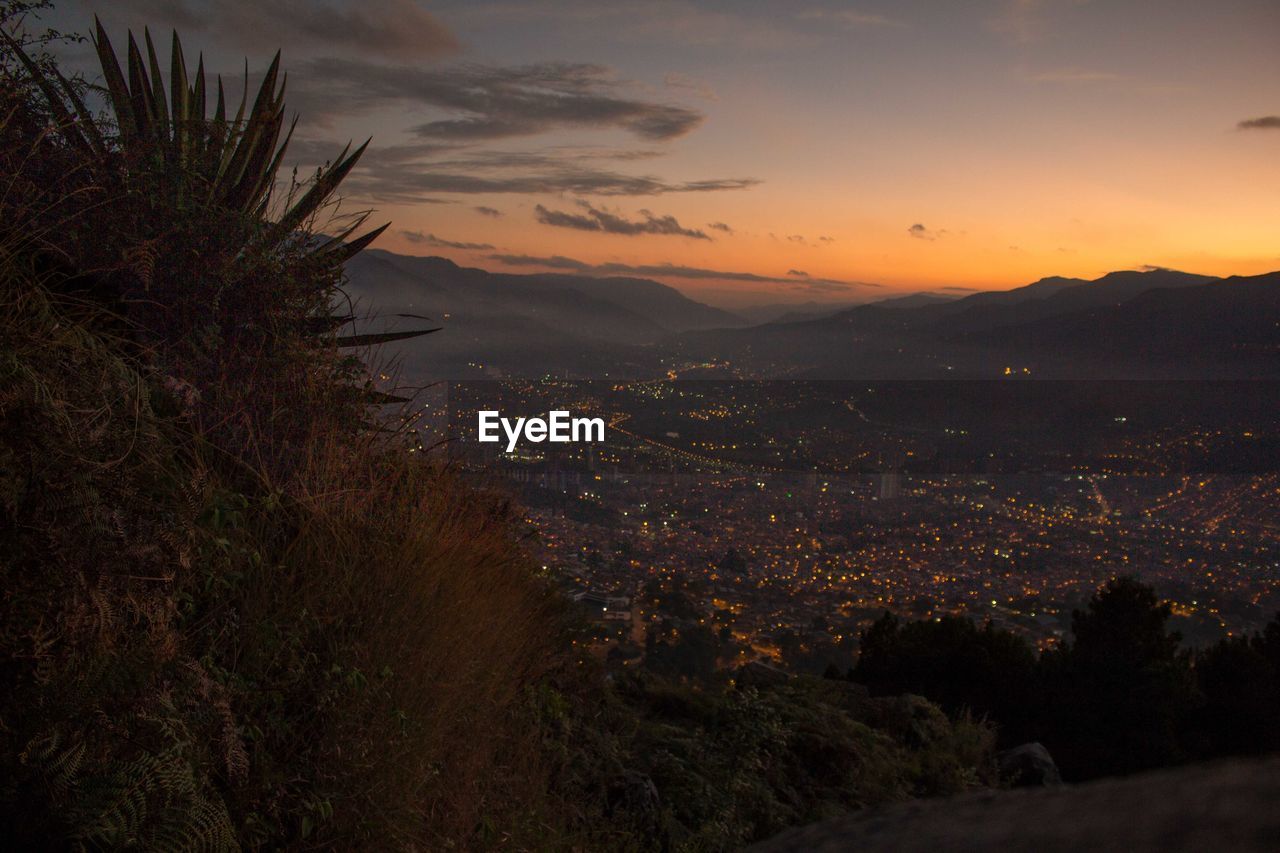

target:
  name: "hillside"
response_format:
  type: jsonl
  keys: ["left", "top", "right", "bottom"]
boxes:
{"left": 343, "top": 250, "right": 737, "bottom": 378}
{"left": 675, "top": 268, "right": 1278, "bottom": 378}
{"left": 751, "top": 755, "right": 1280, "bottom": 853}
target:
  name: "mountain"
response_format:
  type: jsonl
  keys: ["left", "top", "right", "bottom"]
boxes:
{"left": 340, "top": 253, "right": 1276, "bottom": 380}
{"left": 349, "top": 251, "right": 738, "bottom": 333}
{"left": 960, "top": 275, "right": 1089, "bottom": 307}
{"left": 676, "top": 268, "right": 1278, "bottom": 378}
{"left": 870, "top": 292, "right": 958, "bottom": 310}
{"left": 341, "top": 250, "right": 736, "bottom": 378}
{"left": 734, "top": 301, "right": 865, "bottom": 325}
{"left": 935, "top": 269, "right": 1217, "bottom": 334}
{"left": 967, "top": 272, "right": 1280, "bottom": 377}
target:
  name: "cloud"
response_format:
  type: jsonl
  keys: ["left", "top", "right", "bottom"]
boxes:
{"left": 707, "top": 221, "right": 734, "bottom": 234}
{"left": 488, "top": 254, "right": 881, "bottom": 290}
{"left": 798, "top": 9, "right": 903, "bottom": 28}
{"left": 781, "top": 234, "right": 834, "bottom": 247}
{"left": 941, "top": 285, "right": 980, "bottom": 293}
{"left": 353, "top": 166, "right": 757, "bottom": 202}
{"left": 787, "top": 269, "right": 810, "bottom": 278}
{"left": 102, "top": 0, "right": 459, "bottom": 60}
{"left": 1238, "top": 116, "right": 1280, "bottom": 131}
{"left": 284, "top": 140, "right": 759, "bottom": 201}
{"left": 296, "top": 58, "right": 703, "bottom": 141}
{"left": 285, "top": 138, "right": 460, "bottom": 169}
{"left": 309, "top": 143, "right": 757, "bottom": 201}
{"left": 534, "top": 202, "right": 710, "bottom": 239}
{"left": 474, "top": 206, "right": 504, "bottom": 218}
{"left": 401, "top": 231, "right": 495, "bottom": 251}
{"left": 907, "top": 223, "right": 947, "bottom": 241}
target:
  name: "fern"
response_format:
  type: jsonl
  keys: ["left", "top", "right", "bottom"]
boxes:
{"left": 20, "top": 730, "right": 86, "bottom": 801}
{"left": 22, "top": 716, "right": 238, "bottom": 852}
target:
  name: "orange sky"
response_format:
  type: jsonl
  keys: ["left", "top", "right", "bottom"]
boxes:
{"left": 62, "top": 0, "right": 1280, "bottom": 307}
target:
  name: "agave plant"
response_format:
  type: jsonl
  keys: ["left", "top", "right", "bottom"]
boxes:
{"left": 1, "top": 18, "right": 435, "bottom": 350}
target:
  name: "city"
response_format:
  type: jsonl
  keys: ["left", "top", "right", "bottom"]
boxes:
{"left": 442, "top": 376, "right": 1280, "bottom": 671}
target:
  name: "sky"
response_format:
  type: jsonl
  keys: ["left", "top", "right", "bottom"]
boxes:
{"left": 34, "top": 0, "right": 1280, "bottom": 307}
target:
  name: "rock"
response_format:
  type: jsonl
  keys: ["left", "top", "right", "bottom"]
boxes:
{"left": 746, "top": 755, "right": 1280, "bottom": 853}
{"left": 998, "top": 742, "right": 1062, "bottom": 787}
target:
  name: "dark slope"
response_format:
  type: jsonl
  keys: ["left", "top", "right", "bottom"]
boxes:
{"left": 675, "top": 269, "right": 1276, "bottom": 378}
{"left": 354, "top": 251, "right": 739, "bottom": 333}
{"left": 750, "top": 755, "right": 1280, "bottom": 853}
{"left": 965, "top": 272, "right": 1280, "bottom": 377}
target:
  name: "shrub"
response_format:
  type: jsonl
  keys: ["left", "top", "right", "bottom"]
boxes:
{"left": 1, "top": 12, "right": 564, "bottom": 848}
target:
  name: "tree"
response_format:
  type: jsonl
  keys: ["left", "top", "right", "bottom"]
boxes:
{"left": 1188, "top": 613, "right": 1280, "bottom": 758}
{"left": 854, "top": 612, "right": 1038, "bottom": 743}
{"left": 1038, "top": 577, "right": 1194, "bottom": 780}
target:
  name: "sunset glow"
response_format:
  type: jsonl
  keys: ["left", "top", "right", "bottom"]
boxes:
{"left": 54, "top": 0, "right": 1280, "bottom": 306}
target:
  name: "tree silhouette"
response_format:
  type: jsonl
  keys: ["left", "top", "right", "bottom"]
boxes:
{"left": 1039, "top": 577, "right": 1194, "bottom": 779}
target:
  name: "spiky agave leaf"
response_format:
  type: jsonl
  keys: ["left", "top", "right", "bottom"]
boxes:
{"left": 92, "top": 19, "right": 135, "bottom": 147}
{"left": 335, "top": 327, "right": 441, "bottom": 348}
{"left": 10, "top": 18, "right": 437, "bottom": 351}
{"left": 0, "top": 27, "right": 99, "bottom": 157}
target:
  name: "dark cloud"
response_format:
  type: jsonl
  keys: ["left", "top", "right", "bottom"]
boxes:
{"left": 285, "top": 140, "right": 758, "bottom": 201}
{"left": 940, "top": 285, "right": 979, "bottom": 292}
{"left": 1237, "top": 116, "right": 1280, "bottom": 131}
{"left": 103, "top": 0, "right": 459, "bottom": 60}
{"left": 349, "top": 167, "right": 756, "bottom": 202}
{"left": 401, "top": 231, "right": 495, "bottom": 251}
{"left": 296, "top": 58, "right": 703, "bottom": 141}
{"left": 908, "top": 223, "right": 947, "bottom": 241}
{"left": 780, "top": 233, "right": 833, "bottom": 247}
{"left": 267, "top": 58, "right": 753, "bottom": 203}
{"left": 707, "top": 221, "right": 734, "bottom": 234}
{"left": 787, "top": 269, "right": 810, "bottom": 278}
{"left": 488, "top": 254, "right": 880, "bottom": 290}
{"left": 350, "top": 153, "right": 756, "bottom": 201}
{"left": 474, "top": 206, "right": 504, "bottom": 218}
{"left": 534, "top": 201, "right": 709, "bottom": 239}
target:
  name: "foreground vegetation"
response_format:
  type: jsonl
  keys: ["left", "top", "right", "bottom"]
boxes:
{"left": 0, "top": 7, "right": 997, "bottom": 849}
{"left": 853, "top": 578, "right": 1280, "bottom": 781}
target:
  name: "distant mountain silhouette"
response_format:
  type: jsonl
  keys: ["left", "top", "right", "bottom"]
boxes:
{"left": 342, "top": 250, "right": 736, "bottom": 378}
{"left": 735, "top": 301, "right": 865, "bottom": 325}
{"left": 967, "top": 272, "right": 1280, "bottom": 377}
{"left": 871, "top": 292, "right": 958, "bottom": 310}
{"left": 934, "top": 269, "right": 1217, "bottom": 334}
{"left": 340, "top": 255, "right": 1276, "bottom": 380}
{"left": 677, "top": 268, "right": 1279, "bottom": 379}
{"left": 348, "top": 251, "right": 738, "bottom": 334}
{"left": 960, "top": 275, "right": 1089, "bottom": 307}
